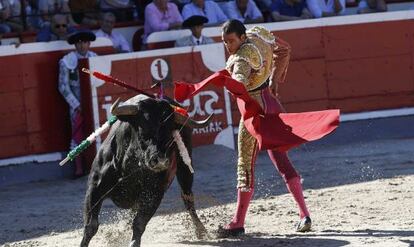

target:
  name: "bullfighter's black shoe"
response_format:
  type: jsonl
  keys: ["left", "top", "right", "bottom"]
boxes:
{"left": 216, "top": 226, "right": 245, "bottom": 238}
{"left": 296, "top": 216, "right": 312, "bottom": 232}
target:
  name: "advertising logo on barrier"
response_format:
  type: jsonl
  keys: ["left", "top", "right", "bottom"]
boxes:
{"left": 150, "top": 58, "right": 171, "bottom": 83}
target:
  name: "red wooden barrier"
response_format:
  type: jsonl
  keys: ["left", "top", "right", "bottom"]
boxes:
{"left": 0, "top": 40, "right": 114, "bottom": 159}
{"left": 1, "top": 13, "right": 414, "bottom": 161}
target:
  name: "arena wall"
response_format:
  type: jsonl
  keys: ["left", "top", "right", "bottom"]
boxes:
{"left": 1, "top": 12, "right": 413, "bottom": 164}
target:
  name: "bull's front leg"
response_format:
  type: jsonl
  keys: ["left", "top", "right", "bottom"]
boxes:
{"left": 129, "top": 189, "right": 164, "bottom": 247}
{"left": 80, "top": 184, "right": 104, "bottom": 247}
{"left": 176, "top": 159, "right": 208, "bottom": 239}
{"left": 81, "top": 161, "right": 118, "bottom": 247}
{"left": 181, "top": 191, "right": 208, "bottom": 239}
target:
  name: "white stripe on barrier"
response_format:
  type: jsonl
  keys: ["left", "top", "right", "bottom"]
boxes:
{"left": 340, "top": 107, "right": 414, "bottom": 122}
{"left": 0, "top": 152, "right": 63, "bottom": 167}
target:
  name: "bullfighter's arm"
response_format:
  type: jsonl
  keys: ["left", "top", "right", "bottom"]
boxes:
{"left": 58, "top": 60, "right": 80, "bottom": 110}
{"left": 270, "top": 37, "right": 291, "bottom": 97}
{"left": 231, "top": 59, "right": 252, "bottom": 85}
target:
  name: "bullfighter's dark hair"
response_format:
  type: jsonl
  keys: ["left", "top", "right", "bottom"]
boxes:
{"left": 221, "top": 19, "right": 246, "bottom": 37}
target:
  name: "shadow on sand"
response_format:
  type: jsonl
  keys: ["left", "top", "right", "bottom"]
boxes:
{"left": 180, "top": 228, "right": 414, "bottom": 247}
{"left": 179, "top": 235, "right": 349, "bottom": 247}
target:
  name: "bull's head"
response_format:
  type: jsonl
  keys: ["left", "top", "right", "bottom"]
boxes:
{"left": 111, "top": 95, "right": 212, "bottom": 172}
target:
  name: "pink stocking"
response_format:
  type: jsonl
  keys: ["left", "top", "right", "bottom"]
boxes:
{"left": 286, "top": 176, "right": 310, "bottom": 218}
{"left": 227, "top": 188, "right": 254, "bottom": 229}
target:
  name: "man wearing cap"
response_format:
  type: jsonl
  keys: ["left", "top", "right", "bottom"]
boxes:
{"left": 58, "top": 30, "right": 97, "bottom": 177}
{"left": 175, "top": 15, "right": 214, "bottom": 47}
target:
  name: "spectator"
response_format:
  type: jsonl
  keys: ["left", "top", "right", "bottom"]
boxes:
{"left": 271, "top": 0, "right": 312, "bottom": 21}
{"left": 175, "top": 15, "right": 214, "bottom": 47}
{"left": 144, "top": 0, "right": 182, "bottom": 43}
{"left": 357, "top": 0, "right": 387, "bottom": 13}
{"left": 95, "top": 12, "right": 131, "bottom": 53}
{"left": 25, "top": 0, "right": 43, "bottom": 30}
{"left": 100, "top": 0, "right": 133, "bottom": 21}
{"left": 182, "top": 0, "right": 228, "bottom": 26}
{"left": 5, "top": 0, "right": 23, "bottom": 32}
{"left": 254, "top": 0, "right": 272, "bottom": 13}
{"left": 58, "top": 29, "right": 97, "bottom": 177}
{"left": 171, "top": 0, "right": 191, "bottom": 12}
{"left": 36, "top": 14, "right": 75, "bottom": 41}
{"left": 0, "top": 0, "right": 12, "bottom": 33}
{"left": 306, "top": 0, "right": 345, "bottom": 17}
{"left": 224, "top": 0, "right": 263, "bottom": 24}
{"left": 0, "top": 0, "right": 23, "bottom": 33}
{"left": 133, "top": 0, "right": 152, "bottom": 21}
{"left": 38, "top": 0, "right": 76, "bottom": 27}
{"left": 69, "top": 0, "right": 100, "bottom": 26}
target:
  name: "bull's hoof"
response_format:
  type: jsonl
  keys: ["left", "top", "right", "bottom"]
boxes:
{"left": 129, "top": 240, "right": 139, "bottom": 247}
{"left": 216, "top": 226, "right": 245, "bottom": 238}
{"left": 195, "top": 225, "right": 208, "bottom": 239}
{"left": 296, "top": 216, "right": 312, "bottom": 232}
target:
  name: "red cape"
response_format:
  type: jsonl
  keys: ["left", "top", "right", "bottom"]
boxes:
{"left": 175, "top": 70, "right": 340, "bottom": 151}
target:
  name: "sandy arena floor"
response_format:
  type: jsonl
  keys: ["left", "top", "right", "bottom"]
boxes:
{"left": 1, "top": 138, "right": 413, "bottom": 247}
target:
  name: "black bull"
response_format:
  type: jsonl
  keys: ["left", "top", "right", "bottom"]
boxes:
{"left": 80, "top": 95, "right": 211, "bottom": 247}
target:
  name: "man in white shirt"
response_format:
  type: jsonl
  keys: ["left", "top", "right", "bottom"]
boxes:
{"left": 95, "top": 12, "right": 132, "bottom": 53}
{"left": 224, "top": 0, "right": 263, "bottom": 24}
{"left": 306, "top": 0, "right": 345, "bottom": 18}
{"left": 182, "top": 0, "right": 228, "bottom": 26}
{"left": 175, "top": 15, "right": 215, "bottom": 47}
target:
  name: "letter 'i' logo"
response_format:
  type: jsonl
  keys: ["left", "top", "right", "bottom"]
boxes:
{"left": 150, "top": 58, "right": 169, "bottom": 81}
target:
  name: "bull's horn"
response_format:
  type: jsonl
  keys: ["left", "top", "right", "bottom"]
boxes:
{"left": 111, "top": 98, "right": 139, "bottom": 116}
{"left": 174, "top": 113, "right": 213, "bottom": 128}
{"left": 110, "top": 98, "right": 121, "bottom": 114}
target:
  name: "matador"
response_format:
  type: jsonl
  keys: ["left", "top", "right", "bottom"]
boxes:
{"left": 174, "top": 20, "right": 339, "bottom": 237}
